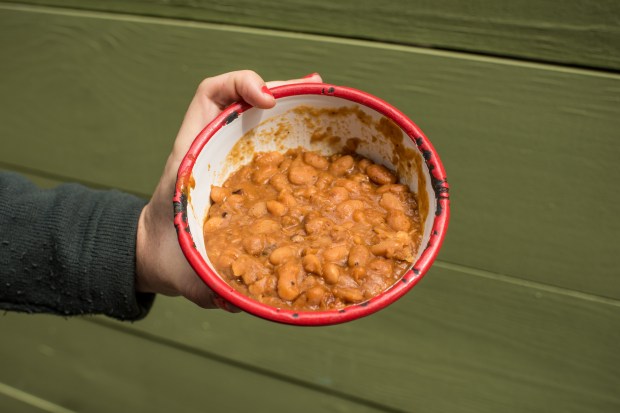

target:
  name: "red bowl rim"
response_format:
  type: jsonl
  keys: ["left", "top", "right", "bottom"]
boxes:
{"left": 173, "top": 82, "right": 450, "bottom": 326}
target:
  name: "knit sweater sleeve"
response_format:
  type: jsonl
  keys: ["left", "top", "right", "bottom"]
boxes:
{"left": 0, "top": 172, "right": 155, "bottom": 321}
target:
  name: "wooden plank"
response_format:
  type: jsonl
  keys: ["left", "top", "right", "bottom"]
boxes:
{"left": 7, "top": 0, "right": 620, "bottom": 71}
{"left": 0, "top": 8, "right": 619, "bottom": 300}
{"left": 0, "top": 315, "right": 388, "bottom": 413}
{"left": 0, "top": 389, "right": 57, "bottom": 413}
{"left": 2, "top": 168, "right": 619, "bottom": 411}
{"left": 105, "top": 264, "right": 620, "bottom": 413}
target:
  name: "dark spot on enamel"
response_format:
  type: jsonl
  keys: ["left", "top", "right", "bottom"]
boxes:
{"left": 413, "top": 268, "right": 420, "bottom": 275}
{"left": 292, "top": 313, "right": 299, "bottom": 318}
{"left": 174, "top": 192, "right": 189, "bottom": 223}
{"left": 225, "top": 111, "right": 239, "bottom": 124}
{"left": 435, "top": 202, "right": 444, "bottom": 216}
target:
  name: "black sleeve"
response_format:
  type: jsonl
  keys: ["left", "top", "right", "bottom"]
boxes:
{"left": 0, "top": 172, "right": 155, "bottom": 321}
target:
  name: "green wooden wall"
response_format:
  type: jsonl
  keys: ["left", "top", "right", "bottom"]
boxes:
{"left": 1, "top": 1, "right": 619, "bottom": 412}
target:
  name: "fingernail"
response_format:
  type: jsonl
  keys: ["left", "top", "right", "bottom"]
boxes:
{"left": 261, "top": 85, "right": 274, "bottom": 97}
{"left": 303, "top": 72, "right": 319, "bottom": 79}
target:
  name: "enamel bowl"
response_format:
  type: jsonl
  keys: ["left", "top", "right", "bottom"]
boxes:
{"left": 174, "top": 83, "right": 449, "bottom": 326}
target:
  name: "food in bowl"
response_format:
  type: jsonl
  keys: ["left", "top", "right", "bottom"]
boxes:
{"left": 204, "top": 148, "right": 422, "bottom": 310}
{"left": 174, "top": 83, "right": 449, "bottom": 325}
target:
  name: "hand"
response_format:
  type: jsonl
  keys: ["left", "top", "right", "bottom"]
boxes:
{"left": 135, "top": 70, "right": 323, "bottom": 310}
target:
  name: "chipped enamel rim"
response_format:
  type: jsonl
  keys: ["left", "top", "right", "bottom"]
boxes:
{"left": 174, "top": 83, "right": 449, "bottom": 326}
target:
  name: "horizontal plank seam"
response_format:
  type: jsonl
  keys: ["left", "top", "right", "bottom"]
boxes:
{"left": 435, "top": 261, "right": 620, "bottom": 308}
{"left": 1, "top": 1, "right": 619, "bottom": 79}
{"left": 0, "top": 381, "right": 77, "bottom": 413}
{"left": 84, "top": 317, "right": 408, "bottom": 413}
{"left": 4, "top": 162, "right": 620, "bottom": 308}
{"left": 0, "top": 161, "right": 149, "bottom": 199}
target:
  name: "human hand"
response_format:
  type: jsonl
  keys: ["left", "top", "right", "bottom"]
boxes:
{"left": 135, "top": 70, "right": 323, "bottom": 310}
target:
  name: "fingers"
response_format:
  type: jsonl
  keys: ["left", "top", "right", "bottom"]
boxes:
{"left": 200, "top": 70, "right": 323, "bottom": 110}
{"left": 183, "top": 276, "right": 241, "bottom": 313}
{"left": 173, "top": 71, "right": 323, "bottom": 157}
{"left": 212, "top": 295, "right": 242, "bottom": 313}
{"left": 200, "top": 69, "right": 275, "bottom": 110}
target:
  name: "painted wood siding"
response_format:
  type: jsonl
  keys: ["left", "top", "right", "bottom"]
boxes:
{"left": 1, "top": 2, "right": 619, "bottom": 412}
{"left": 7, "top": 0, "right": 620, "bottom": 71}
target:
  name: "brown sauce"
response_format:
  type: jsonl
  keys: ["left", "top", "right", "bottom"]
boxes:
{"left": 204, "top": 148, "right": 422, "bottom": 311}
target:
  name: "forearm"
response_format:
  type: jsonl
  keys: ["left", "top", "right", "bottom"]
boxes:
{"left": 0, "top": 172, "right": 154, "bottom": 320}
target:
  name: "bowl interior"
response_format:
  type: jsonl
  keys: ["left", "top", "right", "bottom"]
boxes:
{"left": 187, "top": 94, "right": 436, "bottom": 275}
{"left": 175, "top": 85, "right": 449, "bottom": 325}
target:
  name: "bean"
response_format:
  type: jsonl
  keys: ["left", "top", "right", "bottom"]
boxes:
{"left": 370, "top": 240, "right": 398, "bottom": 258}
{"left": 243, "top": 235, "right": 264, "bottom": 256}
{"left": 294, "top": 186, "right": 317, "bottom": 198}
{"left": 334, "top": 288, "right": 364, "bottom": 303}
{"left": 328, "top": 186, "right": 349, "bottom": 203}
{"left": 289, "top": 164, "right": 318, "bottom": 185}
{"left": 203, "top": 216, "right": 224, "bottom": 233}
{"left": 351, "top": 267, "right": 367, "bottom": 281}
{"left": 388, "top": 184, "right": 408, "bottom": 193}
{"left": 231, "top": 256, "right": 249, "bottom": 277}
{"left": 387, "top": 210, "right": 411, "bottom": 232}
{"left": 364, "top": 209, "right": 386, "bottom": 226}
{"left": 269, "top": 173, "right": 289, "bottom": 191}
{"left": 216, "top": 248, "right": 239, "bottom": 268}
{"left": 281, "top": 215, "right": 299, "bottom": 228}
{"left": 322, "top": 263, "right": 340, "bottom": 284}
{"left": 302, "top": 254, "right": 322, "bottom": 275}
{"left": 357, "top": 158, "right": 372, "bottom": 172}
{"left": 366, "top": 163, "right": 396, "bottom": 185}
{"left": 251, "top": 218, "right": 280, "bottom": 234}
{"left": 249, "top": 275, "right": 276, "bottom": 297}
{"left": 377, "top": 184, "right": 408, "bottom": 194}
{"left": 305, "top": 217, "right": 331, "bottom": 235}
{"left": 278, "top": 191, "right": 298, "bottom": 207}
{"left": 266, "top": 200, "right": 287, "bottom": 217}
{"left": 336, "top": 179, "right": 360, "bottom": 193}
{"left": 252, "top": 165, "right": 278, "bottom": 184}
{"left": 323, "top": 245, "right": 349, "bottom": 263}
{"left": 315, "top": 172, "right": 334, "bottom": 190}
{"left": 303, "top": 152, "right": 329, "bottom": 170}
{"left": 210, "top": 186, "right": 230, "bottom": 203}
{"left": 278, "top": 157, "right": 293, "bottom": 172}
{"left": 269, "top": 246, "right": 296, "bottom": 265}
{"left": 331, "top": 226, "right": 349, "bottom": 243}
{"left": 330, "top": 155, "right": 354, "bottom": 176}
{"left": 277, "top": 261, "right": 302, "bottom": 301}
{"left": 368, "top": 259, "right": 394, "bottom": 276}
{"left": 226, "top": 194, "right": 244, "bottom": 207}
{"left": 336, "top": 199, "right": 364, "bottom": 218}
{"left": 380, "top": 192, "right": 404, "bottom": 211}
{"left": 352, "top": 210, "right": 366, "bottom": 223}
{"left": 255, "top": 151, "right": 284, "bottom": 167}
{"left": 248, "top": 201, "right": 267, "bottom": 218}
{"left": 306, "top": 286, "right": 325, "bottom": 306}
{"left": 348, "top": 245, "right": 369, "bottom": 267}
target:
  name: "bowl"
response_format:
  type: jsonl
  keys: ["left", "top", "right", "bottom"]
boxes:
{"left": 174, "top": 83, "right": 449, "bottom": 325}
